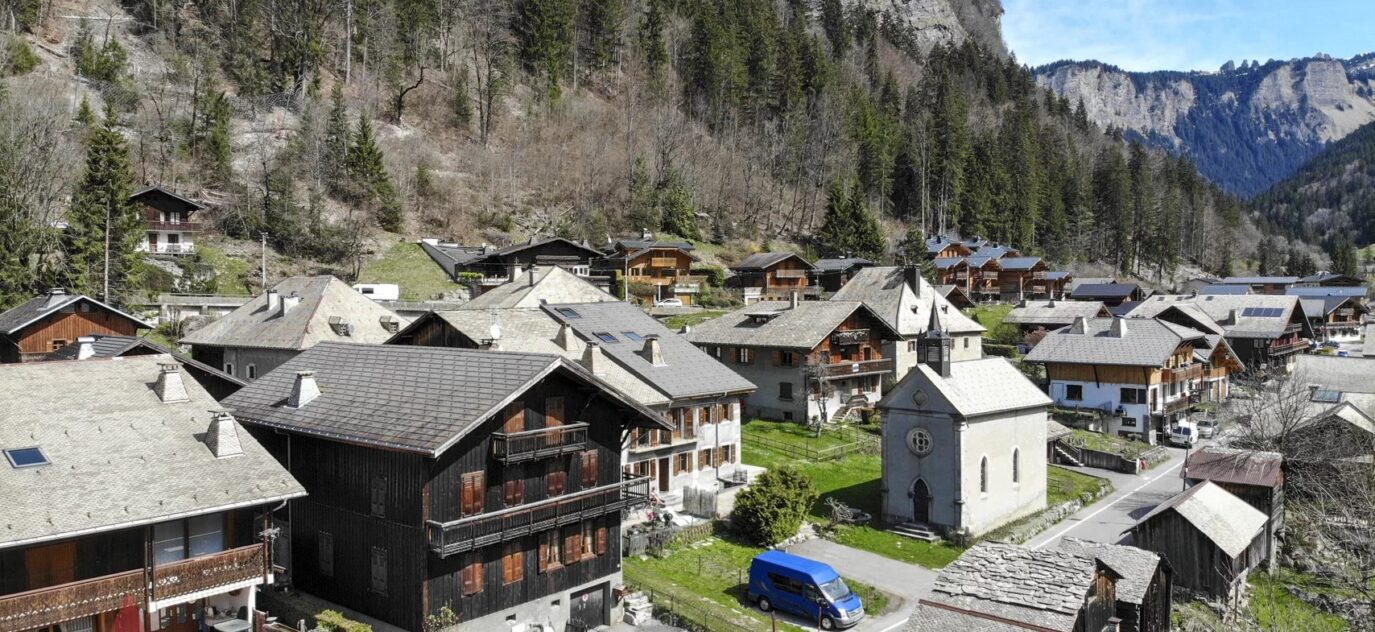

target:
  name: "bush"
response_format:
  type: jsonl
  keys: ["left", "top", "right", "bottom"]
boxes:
{"left": 2, "top": 36, "right": 40, "bottom": 76}
{"left": 315, "top": 610, "right": 371, "bottom": 632}
{"left": 693, "top": 265, "right": 727, "bottom": 288}
{"left": 731, "top": 465, "right": 818, "bottom": 546}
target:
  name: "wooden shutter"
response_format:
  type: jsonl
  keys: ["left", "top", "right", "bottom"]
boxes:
{"left": 538, "top": 537, "right": 549, "bottom": 573}
{"left": 771, "top": 350, "right": 781, "bottom": 366}
{"left": 504, "top": 479, "right": 524, "bottom": 507}
{"left": 548, "top": 461, "right": 566, "bottom": 497}
{"left": 563, "top": 529, "right": 579, "bottom": 565}
{"left": 581, "top": 450, "right": 598, "bottom": 487}
{"left": 503, "top": 544, "right": 523, "bottom": 584}
{"left": 461, "top": 556, "right": 483, "bottom": 595}
{"left": 698, "top": 449, "right": 709, "bottom": 470}
{"left": 595, "top": 525, "right": 608, "bottom": 555}
{"left": 461, "top": 472, "right": 485, "bottom": 516}
{"left": 503, "top": 400, "right": 524, "bottom": 434}
{"left": 546, "top": 396, "right": 565, "bottom": 427}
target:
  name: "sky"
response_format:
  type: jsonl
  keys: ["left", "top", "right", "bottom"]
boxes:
{"left": 1003, "top": 0, "right": 1374, "bottom": 72}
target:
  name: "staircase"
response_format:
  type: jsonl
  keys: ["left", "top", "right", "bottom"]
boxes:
{"left": 890, "top": 522, "right": 942, "bottom": 543}
{"left": 622, "top": 592, "right": 654, "bottom": 626}
{"left": 1053, "top": 443, "right": 1084, "bottom": 467}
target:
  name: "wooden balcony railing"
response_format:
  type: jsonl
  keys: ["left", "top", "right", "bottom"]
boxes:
{"left": 1166, "top": 365, "right": 1203, "bottom": 382}
{"left": 816, "top": 358, "right": 894, "bottom": 380}
{"left": 1269, "top": 339, "right": 1308, "bottom": 355}
{"left": 152, "top": 543, "right": 269, "bottom": 602}
{"left": 146, "top": 220, "right": 204, "bottom": 232}
{"left": 649, "top": 257, "right": 680, "bottom": 268}
{"left": 831, "top": 329, "right": 870, "bottom": 345}
{"left": 491, "top": 423, "right": 589, "bottom": 464}
{"left": 772, "top": 269, "right": 809, "bottom": 279}
{"left": 425, "top": 477, "right": 652, "bottom": 558}
{"left": 0, "top": 570, "right": 143, "bottom": 632}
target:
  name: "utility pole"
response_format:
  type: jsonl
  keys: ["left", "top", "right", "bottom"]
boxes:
{"left": 261, "top": 232, "right": 268, "bottom": 294}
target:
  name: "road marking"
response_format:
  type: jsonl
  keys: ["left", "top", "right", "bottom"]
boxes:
{"left": 1029, "top": 458, "right": 1185, "bottom": 550}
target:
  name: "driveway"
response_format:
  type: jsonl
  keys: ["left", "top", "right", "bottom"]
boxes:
{"left": 782, "top": 539, "right": 937, "bottom": 632}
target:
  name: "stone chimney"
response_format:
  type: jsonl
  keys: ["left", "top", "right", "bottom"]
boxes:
{"left": 288, "top": 371, "right": 321, "bottom": 408}
{"left": 44, "top": 287, "right": 68, "bottom": 308}
{"left": 554, "top": 322, "right": 578, "bottom": 352}
{"left": 1109, "top": 316, "right": 1129, "bottom": 338}
{"left": 679, "top": 324, "right": 691, "bottom": 335}
{"left": 581, "top": 341, "right": 607, "bottom": 376}
{"left": 205, "top": 410, "right": 244, "bottom": 459}
{"left": 380, "top": 315, "right": 399, "bottom": 334}
{"left": 639, "top": 335, "right": 666, "bottom": 366}
{"left": 266, "top": 289, "right": 280, "bottom": 312}
{"left": 1227, "top": 308, "right": 1239, "bottom": 325}
{"left": 1068, "top": 316, "right": 1088, "bottom": 335}
{"left": 155, "top": 362, "right": 190, "bottom": 403}
{"left": 904, "top": 265, "right": 921, "bottom": 296}
{"left": 789, "top": 291, "right": 800, "bottom": 309}
{"left": 528, "top": 266, "right": 537, "bottom": 286}
{"left": 76, "top": 336, "right": 96, "bottom": 360}
{"left": 281, "top": 291, "right": 302, "bottom": 316}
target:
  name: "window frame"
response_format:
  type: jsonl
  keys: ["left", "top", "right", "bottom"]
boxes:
{"left": 1065, "top": 384, "right": 1084, "bottom": 401}
{"left": 4, "top": 447, "right": 50, "bottom": 469}
{"left": 779, "top": 381, "right": 794, "bottom": 401}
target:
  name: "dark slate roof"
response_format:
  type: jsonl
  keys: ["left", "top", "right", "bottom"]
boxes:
{"left": 931, "top": 257, "right": 964, "bottom": 270}
{"left": 963, "top": 255, "right": 1001, "bottom": 269}
{"left": 730, "top": 252, "right": 811, "bottom": 271}
{"left": 1297, "top": 273, "right": 1363, "bottom": 285}
{"left": 1055, "top": 538, "right": 1163, "bottom": 606}
{"left": 131, "top": 185, "right": 205, "bottom": 210}
{"left": 975, "top": 245, "right": 1016, "bottom": 259}
{"left": 921, "top": 542, "right": 1102, "bottom": 632}
{"left": 1285, "top": 286, "right": 1368, "bottom": 298}
{"left": 542, "top": 301, "right": 756, "bottom": 400}
{"left": 1222, "top": 276, "right": 1299, "bottom": 285}
{"left": 223, "top": 343, "right": 668, "bottom": 456}
{"left": 1107, "top": 301, "right": 1143, "bottom": 317}
{"left": 1025, "top": 317, "right": 1208, "bottom": 366}
{"left": 924, "top": 237, "right": 970, "bottom": 255}
{"left": 1184, "top": 446, "right": 1283, "bottom": 488}
{"left": 813, "top": 257, "right": 873, "bottom": 272}
{"left": 0, "top": 291, "right": 153, "bottom": 335}
{"left": 1071, "top": 283, "right": 1139, "bottom": 299}
{"left": 997, "top": 256, "right": 1044, "bottom": 271}
{"left": 494, "top": 236, "right": 606, "bottom": 258}
{"left": 612, "top": 239, "right": 695, "bottom": 252}
{"left": 1199, "top": 284, "right": 1252, "bottom": 295}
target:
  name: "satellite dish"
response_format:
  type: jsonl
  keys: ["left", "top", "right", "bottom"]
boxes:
{"left": 489, "top": 322, "right": 502, "bottom": 340}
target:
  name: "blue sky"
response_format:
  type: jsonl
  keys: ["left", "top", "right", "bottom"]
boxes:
{"left": 1003, "top": 0, "right": 1374, "bottom": 72}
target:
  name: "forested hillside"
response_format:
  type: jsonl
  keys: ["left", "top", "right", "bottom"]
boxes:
{"left": 1036, "top": 55, "right": 1375, "bottom": 198}
{"left": 1252, "top": 119, "right": 1375, "bottom": 268}
{"left": 0, "top": 0, "right": 1256, "bottom": 308}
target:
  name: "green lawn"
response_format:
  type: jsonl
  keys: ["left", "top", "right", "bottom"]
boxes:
{"left": 741, "top": 418, "right": 860, "bottom": 452}
{"left": 1047, "top": 465, "right": 1108, "bottom": 506}
{"left": 969, "top": 303, "right": 1020, "bottom": 343}
{"left": 743, "top": 423, "right": 964, "bottom": 569}
{"left": 624, "top": 535, "right": 889, "bottom": 632}
{"left": 1069, "top": 429, "right": 1153, "bottom": 459}
{"left": 193, "top": 243, "right": 253, "bottom": 296}
{"left": 357, "top": 242, "right": 458, "bottom": 300}
{"left": 663, "top": 310, "right": 728, "bottom": 331}
{"left": 1249, "top": 570, "right": 1350, "bottom": 631}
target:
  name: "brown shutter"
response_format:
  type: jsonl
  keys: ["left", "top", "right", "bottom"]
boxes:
{"left": 504, "top": 479, "right": 524, "bottom": 506}
{"left": 563, "top": 530, "right": 579, "bottom": 565}
{"left": 546, "top": 396, "right": 565, "bottom": 427}
{"left": 504, "top": 400, "right": 524, "bottom": 434}
{"left": 698, "top": 449, "right": 709, "bottom": 470}
{"left": 771, "top": 350, "right": 781, "bottom": 366}
{"left": 461, "top": 475, "right": 476, "bottom": 516}
{"left": 538, "top": 537, "right": 549, "bottom": 573}
{"left": 595, "top": 526, "right": 608, "bottom": 555}
{"left": 582, "top": 450, "right": 598, "bottom": 487}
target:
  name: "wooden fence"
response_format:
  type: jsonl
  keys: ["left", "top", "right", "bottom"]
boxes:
{"left": 748, "top": 428, "right": 879, "bottom": 462}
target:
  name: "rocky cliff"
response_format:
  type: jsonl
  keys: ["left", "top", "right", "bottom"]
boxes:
{"left": 869, "top": 0, "right": 1007, "bottom": 55}
{"left": 1034, "top": 54, "right": 1375, "bottom": 197}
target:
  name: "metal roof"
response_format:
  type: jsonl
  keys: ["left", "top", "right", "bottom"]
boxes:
{"left": 1199, "top": 284, "right": 1252, "bottom": 295}
{"left": 730, "top": 252, "right": 812, "bottom": 271}
{"left": 1070, "top": 283, "right": 1139, "bottom": 299}
{"left": 813, "top": 257, "right": 873, "bottom": 272}
{"left": 1183, "top": 446, "right": 1283, "bottom": 488}
{"left": 1222, "top": 276, "right": 1299, "bottom": 285}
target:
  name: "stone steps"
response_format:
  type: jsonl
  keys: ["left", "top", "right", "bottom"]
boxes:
{"left": 1053, "top": 444, "right": 1084, "bottom": 467}
{"left": 890, "top": 522, "right": 942, "bottom": 542}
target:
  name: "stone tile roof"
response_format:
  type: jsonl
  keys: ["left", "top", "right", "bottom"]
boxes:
{"left": 1184, "top": 446, "right": 1284, "bottom": 488}
{"left": 730, "top": 252, "right": 811, "bottom": 271}
{"left": 1294, "top": 355, "right": 1375, "bottom": 394}
{"left": 1046, "top": 418, "right": 1074, "bottom": 440}
{"left": 1055, "top": 538, "right": 1162, "bottom": 606}
{"left": 1025, "top": 317, "right": 1207, "bottom": 367}
{"left": 460, "top": 266, "right": 617, "bottom": 309}
{"left": 684, "top": 300, "right": 897, "bottom": 351}
{"left": 222, "top": 342, "right": 669, "bottom": 456}
{"left": 922, "top": 541, "right": 1099, "bottom": 631}
{"left": 1136, "top": 481, "right": 1267, "bottom": 558}
{"left": 542, "top": 302, "right": 755, "bottom": 400}
{"left": 43, "top": 334, "right": 248, "bottom": 391}
{"left": 0, "top": 290, "right": 153, "bottom": 335}
{"left": 0, "top": 355, "right": 303, "bottom": 550}
{"left": 180, "top": 276, "right": 403, "bottom": 350}
{"left": 905, "top": 602, "right": 1027, "bottom": 632}
{"left": 1005, "top": 300, "right": 1109, "bottom": 326}
{"left": 1126, "top": 294, "right": 1305, "bottom": 339}
{"left": 887, "top": 358, "right": 1051, "bottom": 418}
{"left": 831, "top": 267, "right": 984, "bottom": 336}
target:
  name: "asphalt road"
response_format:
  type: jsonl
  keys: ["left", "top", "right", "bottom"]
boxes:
{"left": 780, "top": 539, "right": 937, "bottom": 632}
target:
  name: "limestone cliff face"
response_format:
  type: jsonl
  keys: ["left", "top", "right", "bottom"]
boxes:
{"left": 867, "top": 0, "right": 1007, "bottom": 55}
{"left": 1034, "top": 55, "right": 1375, "bottom": 197}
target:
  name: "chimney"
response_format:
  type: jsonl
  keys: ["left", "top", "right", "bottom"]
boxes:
{"left": 554, "top": 322, "right": 578, "bottom": 351}
{"left": 639, "top": 335, "right": 666, "bottom": 366}
{"left": 44, "top": 287, "right": 68, "bottom": 308}
{"left": 281, "top": 291, "right": 302, "bottom": 315}
{"left": 789, "top": 291, "right": 800, "bottom": 309}
{"left": 288, "top": 371, "right": 321, "bottom": 408}
{"left": 528, "top": 266, "right": 537, "bottom": 286}
{"left": 1048, "top": 298, "right": 1056, "bottom": 307}
{"left": 679, "top": 324, "right": 691, "bottom": 335}
{"left": 266, "top": 289, "right": 280, "bottom": 312}
{"left": 904, "top": 265, "right": 921, "bottom": 296}
{"left": 380, "top": 315, "right": 399, "bottom": 334}
{"left": 581, "top": 341, "right": 607, "bottom": 376}
{"left": 1017, "top": 298, "right": 1027, "bottom": 308}
{"left": 641, "top": 227, "right": 653, "bottom": 240}
{"left": 76, "top": 336, "right": 96, "bottom": 360}
{"left": 1110, "top": 316, "right": 1129, "bottom": 338}
{"left": 204, "top": 410, "right": 244, "bottom": 459}
{"left": 155, "top": 362, "right": 190, "bottom": 403}
{"left": 1068, "top": 316, "right": 1088, "bottom": 335}
{"left": 1227, "top": 308, "right": 1239, "bottom": 325}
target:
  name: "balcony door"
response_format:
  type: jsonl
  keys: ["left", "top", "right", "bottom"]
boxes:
{"left": 25, "top": 541, "right": 75, "bottom": 589}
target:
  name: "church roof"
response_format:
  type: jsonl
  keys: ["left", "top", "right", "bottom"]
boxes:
{"left": 880, "top": 357, "right": 1051, "bottom": 418}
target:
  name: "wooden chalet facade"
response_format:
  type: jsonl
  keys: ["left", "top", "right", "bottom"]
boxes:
{"left": 1131, "top": 481, "right": 1267, "bottom": 601}
{"left": 728, "top": 253, "right": 817, "bottom": 303}
{"left": 224, "top": 344, "right": 668, "bottom": 632}
{"left": 939, "top": 256, "right": 1002, "bottom": 302}
{"left": 1183, "top": 447, "right": 1284, "bottom": 568}
{"left": 0, "top": 289, "right": 151, "bottom": 363}
{"left": 995, "top": 257, "right": 1051, "bottom": 301}
{"left": 133, "top": 186, "right": 204, "bottom": 256}
{"left": 598, "top": 243, "right": 703, "bottom": 305}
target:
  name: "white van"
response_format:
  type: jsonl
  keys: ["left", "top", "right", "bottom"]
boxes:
{"left": 1169, "top": 420, "right": 1198, "bottom": 448}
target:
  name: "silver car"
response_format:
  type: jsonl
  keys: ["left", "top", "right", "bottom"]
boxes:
{"left": 1197, "top": 418, "right": 1218, "bottom": 439}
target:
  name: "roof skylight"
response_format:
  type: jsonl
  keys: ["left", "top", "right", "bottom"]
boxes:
{"left": 5, "top": 447, "right": 49, "bottom": 468}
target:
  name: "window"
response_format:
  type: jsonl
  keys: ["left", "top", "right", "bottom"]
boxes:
{"left": 674, "top": 452, "right": 693, "bottom": 475}
{"left": 188, "top": 514, "right": 224, "bottom": 557}
{"left": 580, "top": 450, "right": 598, "bottom": 488}
{"left": 502, "top": 543, "right": 524, "bottom": 585}
{"left": 698, "top": 448, "right": 712, "bottom": 470}
{"left": 246, "top": 364, "right": 257, "bottom": 380}
{"left": 963, "top": 337, "right": 970, "bottom": 349}
{"left": 4, "top": 447, "right": 49, "bottom": 468}
{"left": 768, "top": 572, "right": 802, "bottom": 595}
{"left": 778, "top": 382, "right": 794, "bottom": 401}
{"left": 1120, "top": 388, "right": 1147, "bottom": 405}
{"left": 734, "top": 347, "right": 754, "bottom": 364}
{"left": 1065, "top": 384, "right": 1083, "bottom": 401}
{"left": 539, "top": 531, "right": 562, "bottom": 573}
{"left": 371, "top": 547, "right": 388, "bottom": 595}
{"left": 545, "top": 397, "right": 564, "bottom": 428}
{"left": 979, "top": 457, "right": 988, "bottom": 494}
{"left": 461, "top": 553, "right": 484, "bottom": 596}
{"left": 908, "top": 341, "right": 917, "bottom": 352}
{"left": 504, "top": 476, "right": 525, "bottom": 507}
{"left": 49, "top": 338, "right": 68, "bottom": 351}
{"left": 153, "top": 521, "right": 186, "bottom": 565}
{"left": 623, "top": 331, "right": 643, "bottom": 341}
{"left": 547, "top": 460, "right": 567, "bottom": 497}
{"left": 556, "top": 308, "right": 580, "bottom": 319}
{"left": 460, "top": 471, "right": 485, "bottom": 516}
{"left": 595, "top": 332, "right": 618, "bottom": 343}
{"left": 370, "top": 476, "right": 387, "bottom": 518}
{"left": 561, "top": 526, "right": 581, "bottom": 566}
{"left": 223, "top": 363, "right": 234, "bottom": 377}
{"left": 1012, "top": 448, "right": 1021, "bottom": 483}
{"left": 318, "top": 531, "right": 334, "bottom": 576}
{"left": 581, "top": 521, "right": 595, "bottom": 559}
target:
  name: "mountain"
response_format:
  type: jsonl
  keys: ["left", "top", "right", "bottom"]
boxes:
{"left": 1034, "top": 54, "right": 1375, "bottom": 197}
{"left": 1252, "top": 120, "right": 1375, "bottom": 246}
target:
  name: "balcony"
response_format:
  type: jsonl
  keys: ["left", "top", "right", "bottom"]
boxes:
{"left": 649, "top": 257, "right": 680, "bottom": 268}
{"left": 831, "top": 329, "right": 870, "bottom": 345}
{"left": 144, "top": 243, "right": 196, "bottom": 255}
{"left": 146, "top": 220, "right": 204, "bottom": 232}
{"left": 425, "top": 477, "right": 652, "bottom": 558}
{"left": 816, "top": 358, "right": 894, "bottom": 380}
{"left": 151, "top": 543, "right": 269, "bottom": 603}
{"left": 0, "top": 570, "right": 143, "bottom": 631}
{"left": 491, "top": 423, "right": 589, "bottom": 464}
{"left": 1166, "top": 365, "right": 1203, "bottom": 382}
{"left": 1269, "top": 339, "right": 1308, "bottom": 355}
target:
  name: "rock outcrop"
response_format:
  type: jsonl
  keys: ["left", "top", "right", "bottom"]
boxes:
{"left": 867, "top": 0, "right": 1007, "bottom": 56}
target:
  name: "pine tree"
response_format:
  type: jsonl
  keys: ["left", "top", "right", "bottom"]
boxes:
{"left": 190, "top": 89, "right": 233, "bottom": 182}
{"left": 626, "top": 157, "right": 658, "bottom": 230}
{"left": 819, "top": 0, "right": 847, "bottom": 59}
{"left": 75, "top": 96, "right": 96, "bottom": 127}
{"left": 64, "top": 106, "right": 142, "bottom": 301}
{"left": 346, "top": 115, "right": 402, "bottom": 232}
{"left": 450, "top": 66, "right": 473, "bottom": 129}
{"left": 817, "top": 178, "right": 886, "bottom": 260}
{"left": 656, "top": 169, "right": 700, "bottom": 240}
{"left": 323, "top": 82, "right": 351, "bottom": 192}
{"left": 582, "top": 0, "right": 623, "bottom": 71}
{"left": 515, "top": 0, "right": 576, "bottom": 100}
{"left": 639, "top": 0, "right": 668, "bottom": 89}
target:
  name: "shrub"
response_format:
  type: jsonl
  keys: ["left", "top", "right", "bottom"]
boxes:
{"left": 2, "top": 36, "right": 40, "bottom": 76}
{"left": 693, "top": 265, "right": 727, "bottom": 288}
{"left": 731, "top": 465, "right": 818, "bottom": 546}
{"left": 315, "top": 610, "right": 371, "bottom": 632}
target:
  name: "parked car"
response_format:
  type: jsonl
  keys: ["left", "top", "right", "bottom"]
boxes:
{"left": 1197, "top": 418, "right": 1218, "bottom": 439}
{"left": 655, "top": 298, "right": 684, "bottom": 307}
{"left": 749, "top": 550, "right": 865, "bottom": 630}
{"left": 1169, "top": 421, "right": 1198, "bottom": 448}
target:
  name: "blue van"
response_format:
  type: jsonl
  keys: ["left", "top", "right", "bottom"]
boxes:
{"left": 747, "top": 550, "right": 865, "bottom": 630}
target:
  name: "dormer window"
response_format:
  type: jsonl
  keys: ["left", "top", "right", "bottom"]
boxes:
{"left": 5, "top": 447, "right": 49, "bottom": 468}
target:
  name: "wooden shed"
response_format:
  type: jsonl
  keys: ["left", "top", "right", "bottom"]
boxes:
{"left": 1130, "top": 481, "right": 1267, "bottom": 601}
{"left": 1183, "top": 446, "right": 1284, "bottom": 567}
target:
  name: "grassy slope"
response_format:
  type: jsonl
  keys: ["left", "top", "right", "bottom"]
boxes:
{"left": 1249, "top": 570, "right": 1350, "bottom": 631}
{"left": 663, "top": 310, "right": 728, "bottom": 331}
{"left": 1046, "top": 466, "right": 1107, "bottom": 506}
{"left": 1069, "top": 429, "right": 1153, "bottom": 459}
{"left": 357, "top": 242, "right": 457, "bottom": 300}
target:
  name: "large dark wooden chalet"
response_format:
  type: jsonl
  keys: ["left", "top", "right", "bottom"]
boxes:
{"left": 421, "top": 237, "right": 607, "bottom": 291}
{"left": 0, "top": 288, "right": 152, "bottom": 363}
{"left": 223, "top": 343, "right": 670, "bottom": 632}
{"left": 1131, "top": 481, "right": 1267, "bottom": 601}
